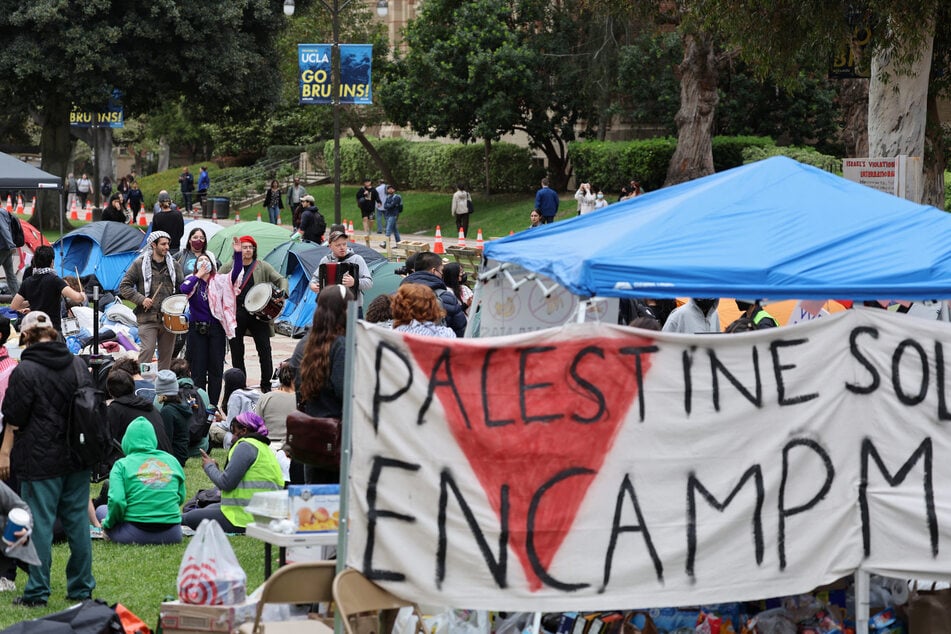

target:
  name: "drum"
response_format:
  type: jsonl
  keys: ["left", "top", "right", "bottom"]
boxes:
{"left": 161, "top": 294, "right": 189, "bottom": 334}
{"left": 245, "top": 284, "right": 285, "bottom": 321}
{"left": 317, "top": 261, "right": 359, "bottom": 298}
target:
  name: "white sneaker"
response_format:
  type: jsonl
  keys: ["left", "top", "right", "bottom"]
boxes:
{"left": 0, "top": 577, "right": 16, "bottom": 592}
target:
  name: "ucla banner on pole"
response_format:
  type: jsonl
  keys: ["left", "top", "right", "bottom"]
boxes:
{"left": 70, "top": 88, "right": 124, "bottom": 128}
{"left": 349, "top": 309, "right": 951, "bottom": 610}
{"left": 299, "top": 44, "right": 373, "bottom": 105}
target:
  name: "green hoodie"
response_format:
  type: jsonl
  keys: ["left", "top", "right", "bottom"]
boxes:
{"left": 102, "top": 417, "right": 187, "bottom": 530}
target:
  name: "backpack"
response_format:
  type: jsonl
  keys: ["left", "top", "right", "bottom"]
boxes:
{"left": 179, "top": 382, "right": 212, "bottom": 447}
{"left": 466, "top": 193, "right": 474, "bottom": 214}
{"left": 66, "top": 359, "right": 112, "bottom": 470}
{"left": 6, "top": 212, "right": 23, "bottom": 248}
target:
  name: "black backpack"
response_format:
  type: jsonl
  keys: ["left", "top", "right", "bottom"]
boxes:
{"left": 179, "top": 382, "right": 211, "bottom": 447}
{"left": 7, "top": 212, "right": 23, "bottom": 248}
{"left": 66, "top": 359, "right": 112, "bottom": 470}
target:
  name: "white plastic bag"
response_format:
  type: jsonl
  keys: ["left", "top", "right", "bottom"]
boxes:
{"left": 177, "top": 519, "right": 247, "bottom": 605}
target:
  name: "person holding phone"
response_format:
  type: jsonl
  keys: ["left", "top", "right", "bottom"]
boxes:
{"left": 179, "top": 238, "right": 240, "bottom": 406}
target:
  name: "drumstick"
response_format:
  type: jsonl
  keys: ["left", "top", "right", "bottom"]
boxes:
{"left": 148, "top": 282, "right": 164, "bottom": 310}
{"left": 72, "top": 267, "right": 84, "bottom": 293}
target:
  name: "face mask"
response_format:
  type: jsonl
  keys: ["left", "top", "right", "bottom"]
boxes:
{"left": 596, "top": 193, "right": 603, "bottom": 199}
{"left": 191, "top": 239, "right": 204, "bottom": 250}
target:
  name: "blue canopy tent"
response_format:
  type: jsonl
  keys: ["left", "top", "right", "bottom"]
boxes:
{"left": 264, "top": 241, "right": 387, "bottom": 333}
{"left": 53, "top": 222, "right": 146, "bottom": 291}
{"left": 484, "top": 157, "right": 951, "bottom": 301}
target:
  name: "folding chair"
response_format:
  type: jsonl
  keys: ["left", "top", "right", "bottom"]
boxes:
{"left": 332, "top": 568, "right": 427, "bottom": 634}
{"left": 238, "top": 561, "right": 336, "bottom": 634}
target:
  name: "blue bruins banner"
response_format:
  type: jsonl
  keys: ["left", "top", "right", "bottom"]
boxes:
{"left": 299, "top": 44, "right": 373, "bottom": 105}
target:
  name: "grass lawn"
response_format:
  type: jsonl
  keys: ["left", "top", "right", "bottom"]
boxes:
{"left": 0, "top": 447, "right": 265, "bottom": 630}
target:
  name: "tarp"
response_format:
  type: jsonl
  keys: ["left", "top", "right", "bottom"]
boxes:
{"left": 0, "top": 153, "right": 61, "bottom": 191}
{"left": 348, "top": 309, "right": 951, "bottom": 610}
{"left": 207, "top": 222, "right": 293, "bottom": 266}
{"left": 483, "top": 157, "right": 951, "bottom": 301}
{"left": 0, "top": 221, "right": 51, "bottom": 291}
{"left": 53, "top": 222, "right": 147, "bottom": 291}
{"left": 264, "top": 240, "right": 386, "bottom": 331}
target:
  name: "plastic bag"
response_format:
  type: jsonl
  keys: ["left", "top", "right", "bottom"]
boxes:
{"left": 426, "top": 608, "right": 490, "bottom": 634}
{"left": 177, "top": 519, "right": 247, "bottom": 605}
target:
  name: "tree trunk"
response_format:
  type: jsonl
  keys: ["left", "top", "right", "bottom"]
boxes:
{"left": 158, "top": 137, "right": 170, "bottom": 173}
{"left": 348, "top": 122, "right": 398, "bottom": 189}
{"left": 93, "top": 127, "right": 115, "bottom": 207}
{"left": 836, "top": 78, "right": 869, "bottom": 158}
{"left": 868, "top": 29, "right": 934, "bottom": 202}
{"left": 533, "top": 135, "right": 571, "bottom": 191}
{"left": 36, "top": 99, "right": 75, "bottom": 234}
{"left": 922, "top": 91, "right": 946, "bottom": 208}
{"left": 483, "top": 138, "right": 491, "bottom": 196}
{"left": 665, "top": 31, "right": 718, "bottom": 187}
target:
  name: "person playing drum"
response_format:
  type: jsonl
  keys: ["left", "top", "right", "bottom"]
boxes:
{"left": 119, "top": 231, "right": 184, "bottom": 371}
{"left": 218, "top": 235, "right": 288, "bottom": 393}
{"left": 308, "top": 228, "right": 373, "bottom": 316}
{"left": 179, "top": 237, "right": 240, "bottom": 407}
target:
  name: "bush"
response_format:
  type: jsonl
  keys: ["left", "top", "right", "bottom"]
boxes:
{"left": 741, "top": 145, "right": 841, "bottom": 173}
{"left": 326, "top": 138, "right": 540, "bottom": 193}
{"left": 265, "top": 145, "right": 306, "bottom": 162}
{"left": 570, "top": 136, "right": 775, "bottom": 194}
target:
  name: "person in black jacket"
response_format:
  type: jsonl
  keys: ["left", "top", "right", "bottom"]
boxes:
{"left": 400, "top": 251, "right": 467, "bottom": 337}
{"left": 101, "top": 194, "right": 127, "bottom": 223}
{"left": 294, "top": 196, "right": 326, "bottom": 244}
{"left": 0, "top": 311, "right": 95, "bottom": 607}
{"left": 106, "top": 368, "right": 172, "bottom": 455}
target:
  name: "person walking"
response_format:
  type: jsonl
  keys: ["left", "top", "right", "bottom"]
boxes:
{"left": 356, "top": 179, "right": 380, "bottom": 239}
{"left": 286, "top": 177, "right": 307, "bottom": 228}
{"left": 219, "top": 236, "right": 288, "bottom": 393}
{"left": 375, "top": 178, "right": 387, "bottom": 234}
{"left": 534, "top": 177, "right": 559, "bottom": 224}
{"left": 76, "top": 173, "right": 92, "bottom": 209}
{"left": 118, "top": 231, "right": 184, "bottom": 371}
{"left": 0, "top": 311, "right": 96, "bottom": 606}
{"left": 127, "top": 180, "right": 144, "bottom": 224}
{"left": 451, "top": 183, "right": 471, "bottom": 238}
{"left": 179, "top": 167, "right": 195, "bottom": 212}
{"left": 295, "top": 196, "right": 326, "bottom": 244}
{"left": 0, "top": 205, "right": 20, "bottom": 295}
{"left": 381, "top": 184, "right": 402, "bottom": 248}
{"left": 264, "top": 180, "right": 284, "bottom": 225}
{"left": 196, "top": 167, "right": 210, "bottom": 209}
{"left": 152, "top": 194, "right": 185, "bottom": 253}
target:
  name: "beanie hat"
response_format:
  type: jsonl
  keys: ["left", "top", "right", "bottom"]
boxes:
{"left": 234, "top": 411, "right": 269, "bottom": 437}
{"left": 154, "top": 370, "right": 180, "bottom": 397}
{"left": 238, "top": 235, "right": 257, "bottom": 248}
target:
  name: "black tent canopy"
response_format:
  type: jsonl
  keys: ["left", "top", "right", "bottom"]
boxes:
{"left": 0, "top": 152, "right": 61, "bottom": 190}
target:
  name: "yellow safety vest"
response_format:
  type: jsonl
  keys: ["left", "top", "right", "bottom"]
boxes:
{"left": 220, "top": 437, "right": 283, "bottom": 528}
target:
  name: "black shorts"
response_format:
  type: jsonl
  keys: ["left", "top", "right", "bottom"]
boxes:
{"left": 360, "top": 207, "right": 374, "bottom": 219}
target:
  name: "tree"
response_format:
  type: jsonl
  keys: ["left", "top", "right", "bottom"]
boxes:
{"left": 0, "top": 0, "right": 285, "bottom": 230}
{"left": 380, "top": 0, "right": 622, "bottom": 191}
{"left": 689, "top": 0, "right": 951, "bottom": 206}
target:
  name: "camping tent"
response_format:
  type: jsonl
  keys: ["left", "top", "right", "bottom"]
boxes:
{"left": 264, "top": 240, "right": 387, "bottom": 333}
{"left": 182, "top": 218, "right": 225, "bottom": 244}
{"left": 207, "top": 222, "right": 293, "bottom": 265}
{"left": 483, "top": 157, "right": 951, "bottom": 301}
{"left": 53, "top": 222, "right": 146, "bottom": 291}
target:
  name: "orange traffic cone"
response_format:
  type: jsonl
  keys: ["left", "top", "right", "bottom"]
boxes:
{"left": 138, "top": 213, "right": 148, "bottom": 227}
{"left": 70, "top": 199, "right": 78, "bottom": 219}
{"left": 433, "top": 225, "right": 445, "bottom": 254}
{"left": 15, "top": 197, "right": 23, "bottom": 216}
{"left": 457, "top": 228, "right": 466, "bottom": 247}
{"left": 348, "top": 220, "right": 356, "bottom": 242}
{"left": 211, "top": 208, "right": 218, "bottom": 224}
{"left": 234, "top": 211, "right": 241, "bottom": 223}
{"left": 475, "top": 228, "right": 484, "bottom": 250}
{"left": 256, "top": 211, "right": 262, "bottom": 222}
{"left": 84, "top": 206, "right": 92, "bottom": 221}
{"left": 4, "top": 196, "right": 11, "bottom": 213}
{"left": 30, "top": 196, "right": 36, "bottom": 214}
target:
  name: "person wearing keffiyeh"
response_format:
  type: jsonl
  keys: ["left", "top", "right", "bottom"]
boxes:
{"left": 119, "top": 231, "right": 184, "bottom": 370}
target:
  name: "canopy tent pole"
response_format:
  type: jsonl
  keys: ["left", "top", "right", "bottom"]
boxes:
{"left": 335, "top": 298, "right": 359, "bottom": 634}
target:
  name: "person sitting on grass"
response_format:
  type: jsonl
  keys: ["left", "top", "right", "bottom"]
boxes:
{"left": 95, "top": 418, "right": 185, "bottom": 545}
{"left": 153, "top": 370, "right": 192, "bottom": 467}
{"left": 181, "top": 412, "right": 283, "bottom": 534}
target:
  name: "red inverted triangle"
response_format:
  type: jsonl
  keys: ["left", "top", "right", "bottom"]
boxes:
{"left": 405, "top": 334, "right": 654, "bottom": 590}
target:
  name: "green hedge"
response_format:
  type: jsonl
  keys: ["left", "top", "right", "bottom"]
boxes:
{"left": 326, "top": 138, "right": 541, "bottom": 193}
{"left": 741, "top": 145, "right": 842, "bottom": 173}
{"left": 265, "top": 145, "right": 306, "bottom": 162}
{"left": 569, "top": 136, "right": 775, "bottom": 193}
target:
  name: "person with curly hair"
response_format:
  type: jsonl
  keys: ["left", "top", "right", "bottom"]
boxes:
{"left": 289, "top": 285, "right": 352, "bottom": 483}
{"left": 391, "top": 283, "right": 456, "bottom": 338}
{"left": 364, "top": 293, "right": 393, "bottom": 327}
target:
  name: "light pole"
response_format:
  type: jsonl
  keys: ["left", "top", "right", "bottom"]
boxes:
{"left": 284, "top": 0, "right": 387, "bottom": 225}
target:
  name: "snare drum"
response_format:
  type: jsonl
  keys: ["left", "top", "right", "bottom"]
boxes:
{"left": 244, "top": 284, "right": 285, "bottom": 321}
{"left": 161, "top": 294, "right": 189, "bottom": 334}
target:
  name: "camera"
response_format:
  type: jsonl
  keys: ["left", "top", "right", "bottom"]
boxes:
{"left": 394, "top": 265, "right": 409, "bottom": 276}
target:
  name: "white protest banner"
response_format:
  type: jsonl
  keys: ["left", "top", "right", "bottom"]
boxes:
{"left": 348, "top": 309, "right": 951, "bottom": 611}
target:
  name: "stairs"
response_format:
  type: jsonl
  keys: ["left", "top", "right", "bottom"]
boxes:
{"left": 232, "top": 170, "right": 331, "bottom": 211}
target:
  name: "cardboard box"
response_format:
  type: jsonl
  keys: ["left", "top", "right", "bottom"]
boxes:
{"left": 159, "top": 598, "right": 257, "bottom": 633}
{"left": 288, "top": 484, "right": 340, "bottom": 532}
